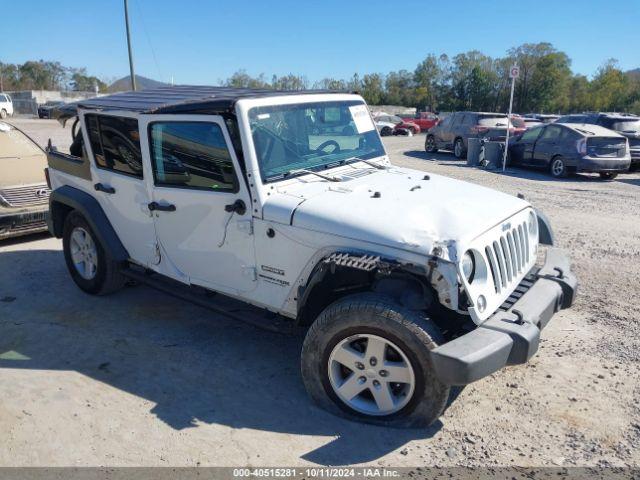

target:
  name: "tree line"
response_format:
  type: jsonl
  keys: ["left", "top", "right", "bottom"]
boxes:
{"left": 225, "top": 43, "right": 640, "bottom": 115}
{"left": 0, "top": 60, "right": 107, "bottom": 93}
{"left": 2, "top": 42, "right": 639, "bottom": 114}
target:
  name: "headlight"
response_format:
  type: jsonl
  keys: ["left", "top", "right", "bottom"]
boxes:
{"left": 461, "top": 251, "right": 475, "bottom": 282}
{"left": 528, "top": 211, "right": 538, "bottom": 238}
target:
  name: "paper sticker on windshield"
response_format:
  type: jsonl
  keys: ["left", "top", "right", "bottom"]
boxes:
{"left": 349, "top": 105, "right": 375, "bottom": 134}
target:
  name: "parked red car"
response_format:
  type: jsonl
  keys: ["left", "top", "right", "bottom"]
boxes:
{"left": 398, "top": 112, "right": 439, "bottom": 131}
{"left": 374, "top": 114, "right": 421, "bottom": 134}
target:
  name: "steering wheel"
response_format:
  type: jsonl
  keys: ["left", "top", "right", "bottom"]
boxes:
{"left": 316, "top": 139, "right": 340, "bottom": 154}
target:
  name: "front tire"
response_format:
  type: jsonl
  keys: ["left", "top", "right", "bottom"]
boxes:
{"left": 425, "top": 135, "right": 438, "bottom": 153}
{"left": 62, "top": 211, "right": 126, "bottom": 295}
{"left": 301, "top": 293, "right": 450, "bottom": 427}
{"left": 453, "top": 138, "right": 465, "bottom": 158}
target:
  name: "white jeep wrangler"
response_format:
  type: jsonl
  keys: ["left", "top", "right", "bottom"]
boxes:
{"left": 46, "top": 87, "right": 576, "bottom": 427}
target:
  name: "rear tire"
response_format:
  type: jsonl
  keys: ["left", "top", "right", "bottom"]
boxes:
{"left": 62, "top": 211, "right": 126, "bottom": 295}
{"left": 599, "top": 172, "right": 618, "bottom": 180}
{"left": 380, "top": 126, "right": 392, "bottom": 137}
{"left": 453, "top": 138, "right": 465, "bottom": 158}
{"left": 301, "top": 293, "right": 450, "bottom": 428}
{"left": 0, "top": 109, "right": 6, "bottom": 119}
{"left": 550, "top": 156, "right": 568, "bottom": 178}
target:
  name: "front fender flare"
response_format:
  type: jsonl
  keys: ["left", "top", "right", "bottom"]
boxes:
{"left": 535, "top": 209, "right": 555, "bottom": 246}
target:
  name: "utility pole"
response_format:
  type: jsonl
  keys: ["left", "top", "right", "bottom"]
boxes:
{"left": 124, "top": 0, "right": 136, "bottom": 91}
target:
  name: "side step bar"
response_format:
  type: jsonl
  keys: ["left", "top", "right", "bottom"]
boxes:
{"left": 121, "top": 267, "right": 298, "bottom": 335}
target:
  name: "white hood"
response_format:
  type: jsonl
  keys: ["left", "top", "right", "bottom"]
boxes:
{"left": 262, "top": 166, "right": 530, "bottom": 260}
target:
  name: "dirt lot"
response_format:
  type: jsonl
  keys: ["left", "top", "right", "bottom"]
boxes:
{"left": 1, "top": 118, "right": 639, "bottom": 468}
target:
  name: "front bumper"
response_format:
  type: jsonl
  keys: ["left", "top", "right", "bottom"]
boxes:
{"left": 0, "top": 208, "right": 49, "bottom": 240}
{"left": 430, "top": 247, "right": 577, "bottom": 385}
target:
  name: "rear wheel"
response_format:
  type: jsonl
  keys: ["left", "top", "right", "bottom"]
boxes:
{"left": 425, "top": 135, "right": 438, "bottom": 153}
{"left": 550, "top": 156, "right": 567, "bottom": 178}
{"left": 62, "top": 211, "right": 126, "bottom": 295}
{"left": 599, "top": 172, "right": 618, "bottom": 180}
{"left": 0, "top": 109, "right": 7, "bottom": 119}
{"left": 453, "top": 138, "right": 465, "bottom": 158}
{"left": 380, "top": 126, "right": 392, "bottom": 137}
{"left": 301, "top": 293, "right": 450, "bottom": 427}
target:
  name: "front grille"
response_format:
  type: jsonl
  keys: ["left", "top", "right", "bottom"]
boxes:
{"left": 0, "top": 184, "right": 51, "bottom": 207}
{"left": 498, "top": 268, "right": 539, "bottom": 311}
{"left": 484, "top": 220, "right": 530, "bottom": 294}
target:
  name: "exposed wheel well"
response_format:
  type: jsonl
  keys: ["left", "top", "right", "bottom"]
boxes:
{"left": 296, "top": 254, "right": 438, "bottom": 328}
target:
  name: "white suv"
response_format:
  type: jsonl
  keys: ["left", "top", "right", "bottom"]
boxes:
{"left": 45, "top": 87, "right": 576, "bottom": 427}
{"left": 0, "top": 93, "right": 14, "bottom": 118}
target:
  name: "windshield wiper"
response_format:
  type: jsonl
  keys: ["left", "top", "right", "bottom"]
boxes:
{"left": 344, "top": 156, "right": 388, "bottom": 170}
{"left": 284, "top": 169, "right": 341, "bottom": 182}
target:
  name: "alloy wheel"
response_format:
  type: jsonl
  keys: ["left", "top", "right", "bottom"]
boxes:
{"left": 551, "top": 158, "right": 565, "bottom": 177}
{"left": 454, "top": 140, "right": 463, "bottom": 157}
{"left": 69, "top": 227, "right": 98, "bottom": 280}
{"left": 328, "top": 334, "right": 415, "bottom": 416}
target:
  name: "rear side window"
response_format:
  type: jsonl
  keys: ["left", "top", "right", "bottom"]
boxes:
{"left": 521, "top": 126, "right": 542, "bottom": 141}
{"left": 540, "top": 125, "right": 563, "bottom": 141}
{"left": 149, "top": 122, "right": 238, "bottom": 192}
{"left": 0, "top": 95, "right": 7, "bottom": 102}
{"left": 85, "top": 114, "right": 143, "bottom": 178}
{"left": 477, "top": 115, "right": 510, "bottom": 127}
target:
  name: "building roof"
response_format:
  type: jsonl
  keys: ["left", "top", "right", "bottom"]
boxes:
{"left": 75, "top": 85, "right": 340, "bottom": 114}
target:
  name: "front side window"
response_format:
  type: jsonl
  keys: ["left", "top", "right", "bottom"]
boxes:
{"left": 86, "top": 114, "right": 143, "bottom": 177}
{"left": 149, "top": 122, "right": 238, "bottom": 192}
{"left": 249, "top": 100, "right": 385, "bottom": 182}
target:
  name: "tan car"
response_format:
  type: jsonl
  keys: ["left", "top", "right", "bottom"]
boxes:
{"left": 0, "top": 122, "right": 50, "bottom": 240}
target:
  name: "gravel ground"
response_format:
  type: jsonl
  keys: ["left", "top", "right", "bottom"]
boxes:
{"left": 1, "top": 118, "right": 639, "bottom": 468}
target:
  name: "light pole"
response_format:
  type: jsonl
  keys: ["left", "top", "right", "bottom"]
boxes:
{"left": 502, "top": 64, "right": 519, "bottom": 172}
{"left": 124, "top": 0, "right": 136, "bottom": 91}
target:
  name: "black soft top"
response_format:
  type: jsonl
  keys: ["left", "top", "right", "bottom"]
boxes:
{"left": 79, "top": 85, "right": 339, "bottom": 114}
{"left": 54, "top": 85, "right": 342, "bottom": 125}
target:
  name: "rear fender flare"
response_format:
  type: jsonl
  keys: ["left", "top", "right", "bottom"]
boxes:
{"left": 48, "top": 185, "right": 129, "bottom": 262}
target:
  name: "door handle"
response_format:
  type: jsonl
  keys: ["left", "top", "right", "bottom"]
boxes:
{"left": 148, "top": 201, "right": 176, "bottom": 212}
{"left": 94, "top": 183, "right": 115, "bottom": 194}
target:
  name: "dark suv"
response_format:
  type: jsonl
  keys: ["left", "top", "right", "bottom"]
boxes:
{"left": 425, "top": 112, "right": 513, "bottom": 158}
{"left": 556, "top": 113, "right": 640, "bottom": 170}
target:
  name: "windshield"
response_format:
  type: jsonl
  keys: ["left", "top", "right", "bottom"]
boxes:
{"left": 250, "top": 100, "right": 385, "bottom": 182}
{"left": 602, "top": 118, "right": 640, "bottom": 133}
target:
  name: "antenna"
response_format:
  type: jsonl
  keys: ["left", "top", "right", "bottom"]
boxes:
{"left": 124, "top": 0, "right": 136, "bottom": 91}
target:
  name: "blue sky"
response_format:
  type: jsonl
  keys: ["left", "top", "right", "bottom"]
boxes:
{"left": 4, "top": 0, "right": 639, "bottom": 84}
